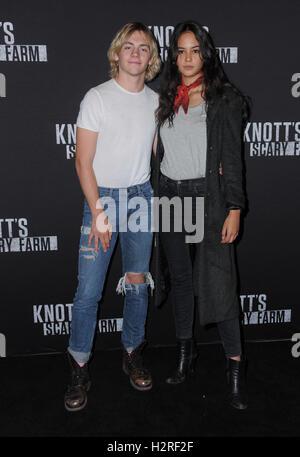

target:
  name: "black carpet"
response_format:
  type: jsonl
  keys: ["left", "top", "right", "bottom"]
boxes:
{"left": 0, "top": 340, "right": 299, "bottom": 437}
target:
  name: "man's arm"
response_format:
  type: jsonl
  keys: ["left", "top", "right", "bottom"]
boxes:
{"left": 75, "top": 127, "right": 112, "bottom": 252}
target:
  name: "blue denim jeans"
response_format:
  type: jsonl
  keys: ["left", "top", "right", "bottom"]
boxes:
{"left": 68, "top": 180, "right": 154, "bottom": 363}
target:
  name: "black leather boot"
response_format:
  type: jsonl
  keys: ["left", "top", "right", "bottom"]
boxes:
{"left": 166, "top": 339, "right": 198, "bottom": 384}
{"left": 64, "top": 351, "right": 91, "bottom": 412}
{"left": 226, "top": 357, "right": 248, "bottom": 410}
{"left": 122, "top": 341, "right": 152, "bottom": 391}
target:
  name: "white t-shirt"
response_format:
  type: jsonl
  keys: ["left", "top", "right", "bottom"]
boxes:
{"left": 76, "top": 78, "right": 158, "bottom": 188}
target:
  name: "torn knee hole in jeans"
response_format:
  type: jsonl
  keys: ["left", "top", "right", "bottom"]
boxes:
{"left": 116, "top": 272, "right": 155, "bottom": 295}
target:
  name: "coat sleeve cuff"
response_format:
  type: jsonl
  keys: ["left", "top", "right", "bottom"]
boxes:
{"left": 227, "top": 204, "right": 242, "bottom": 214}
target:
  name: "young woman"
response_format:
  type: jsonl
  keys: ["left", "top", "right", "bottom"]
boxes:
{"left": 152, "top": 21, "right": 250, "bottom": 410}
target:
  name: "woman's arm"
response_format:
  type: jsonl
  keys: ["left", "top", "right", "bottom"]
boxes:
{"left": 153, "top": 132, "right": 158, "bottom": 155}
{"left": 221, "top": 96, "right": 245, "bottom": 211}
{"left": 220, "top": 95, "right": 245, "bottom": 243}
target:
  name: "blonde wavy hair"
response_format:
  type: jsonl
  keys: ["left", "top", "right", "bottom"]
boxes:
{"left": 107, "top": 22, "right": 161, "bottom": 82}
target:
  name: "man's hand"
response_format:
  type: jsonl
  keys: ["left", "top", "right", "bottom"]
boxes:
{"left": 221, "top": 209, "right": 240, "bottom": 243}
{"left": 88, "top": 208, "right": 113, "bottom": 253}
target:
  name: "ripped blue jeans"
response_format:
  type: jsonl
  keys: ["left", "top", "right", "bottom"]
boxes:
{"left": 68, "top": 180, "right": 154, "bottom": 363}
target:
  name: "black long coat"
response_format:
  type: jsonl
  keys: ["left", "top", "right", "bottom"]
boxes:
{"left": 150, "top": 87, "right": 246, "bottom": 326}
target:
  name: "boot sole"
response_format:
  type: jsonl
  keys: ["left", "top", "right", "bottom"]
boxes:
{"left": 165, "top": 370, "right": 195, "bottom": 385}
{"left": 64, "top": 381, "right": 91, "bottom": 412}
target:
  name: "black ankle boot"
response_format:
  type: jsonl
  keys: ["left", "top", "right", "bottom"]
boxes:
{"left": 166, "top": 339, "right": 197, "bottom": 385}
{"left": 226, "top": 357, "right": 248, "bottom": 410}
{"left": 64, "top": 351, "right": 91, "bottom": 412}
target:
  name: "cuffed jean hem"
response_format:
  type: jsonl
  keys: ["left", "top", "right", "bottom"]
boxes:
{"left": 122, "top": 339, "right": 145, "bottom": 352}
{"left": 67, "top": 346, "right": 90, "bottom": 364}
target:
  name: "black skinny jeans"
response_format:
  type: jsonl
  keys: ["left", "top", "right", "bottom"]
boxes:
{"left": 159, "top": 173, "right": 242, "bottom": 358}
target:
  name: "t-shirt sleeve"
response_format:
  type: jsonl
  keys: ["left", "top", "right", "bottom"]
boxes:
{"left": 76, "top": 88, "right": 102, "bottom": 132}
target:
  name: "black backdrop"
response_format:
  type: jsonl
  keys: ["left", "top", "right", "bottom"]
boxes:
{"left": 0, "top": 0, "right": 299, "bottom": 357}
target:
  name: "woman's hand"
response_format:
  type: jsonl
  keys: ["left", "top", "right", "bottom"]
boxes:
{"left": 221, "top": 209, "right": 240, "bottom": 243}
{"left": 153, "top": 133, "right": 158, "bottom": 156}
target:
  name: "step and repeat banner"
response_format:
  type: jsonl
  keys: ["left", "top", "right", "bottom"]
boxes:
{"left": 0, "top": 0, "right": 299, "bottom": 357}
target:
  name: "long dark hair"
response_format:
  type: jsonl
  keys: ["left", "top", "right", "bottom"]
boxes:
{"left": 156, "top": 21, "right": 250, "bottom": 126}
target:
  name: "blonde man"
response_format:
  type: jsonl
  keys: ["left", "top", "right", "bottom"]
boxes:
{"left": 64, "top": 23, "right": 161, "bottom": 412}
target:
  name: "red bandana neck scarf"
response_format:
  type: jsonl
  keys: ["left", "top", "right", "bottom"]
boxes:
{"left": 174, "top": 74, "right": 204, "bottom": 114}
